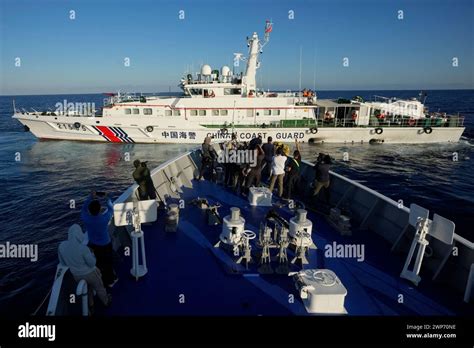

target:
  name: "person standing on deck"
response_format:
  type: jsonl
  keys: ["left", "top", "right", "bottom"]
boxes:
{"left": 133, "top": 160, "right": 156, "bottom": 200}
{"left": 244, "top": 144, "right": 265, "bottom": 194}
{"left": 261, "top": 136, "right": 275, "bottom": 181}
{"left": 81, "top": 191, "right": 118, "bottom": 288}
{"left": 223, "top": 133, "right": 238, "bottom": 186}
{"left": 198, "top": 136, "right": 218, "bottom": 181}
{"left": 283, "top": 139, "right": 302, "bottom": 200}
{"left": 312, "top": 154, "right": 332, "bottom": 203}
{"left": 58, "top": 224, "right": 111, "bottom": 307}
{"left": 268, "top": 147, "right": 287, "bottom": 198}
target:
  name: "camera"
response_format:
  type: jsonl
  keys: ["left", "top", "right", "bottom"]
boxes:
{"left": 316, "top": 152, "right": 325, "bottom": 163}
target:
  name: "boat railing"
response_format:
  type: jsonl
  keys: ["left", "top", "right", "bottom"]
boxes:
{"left": 115, "top": 147, "right": 473, "bottom": 302}
{"left": 315, "top": 115, "right": 464, "bottom": 128}
{"left": 299, "top": 159, "right": 474, "bottom": 299}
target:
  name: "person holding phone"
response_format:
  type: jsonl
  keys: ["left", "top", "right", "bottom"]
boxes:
{"left": 81, "top": 191, "right": 118, "bottom": 288}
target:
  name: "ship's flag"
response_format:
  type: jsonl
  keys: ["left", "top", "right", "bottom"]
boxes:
{"left": 265, "top": 20, "right": 273, "bottom": 33}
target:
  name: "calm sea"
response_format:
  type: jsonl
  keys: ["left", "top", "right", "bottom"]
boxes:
{"left": 0, "top": 90, "right": 473, "bottom": 316}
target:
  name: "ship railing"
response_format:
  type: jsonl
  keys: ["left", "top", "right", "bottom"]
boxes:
{"left": 298, "top": 159, "right": 474, "bottom": 301}
{"left": 314, "top": 115, "right": 464, "bottom": 128}
{"left": 15, "top": 109, "right": 95, "bottom": 117}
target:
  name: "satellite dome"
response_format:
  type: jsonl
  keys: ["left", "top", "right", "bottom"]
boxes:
{"left": 201, "top": 64, "right": 212, "bottom": 76}
{"left": 221, "top": 66, "right": 231, "bottom": 76}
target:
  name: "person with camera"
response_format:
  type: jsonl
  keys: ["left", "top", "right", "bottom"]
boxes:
{"left": 81, "top": 190, "right": 118, "bottom": 288}
{"left": 198, "top": 136, "right": 218, "bottom": 181}
{"left": 312, "top": 153, "right": 332, "bottom": 203}
{"left": 133, "top": 159, "right": 157, "bottom": 200}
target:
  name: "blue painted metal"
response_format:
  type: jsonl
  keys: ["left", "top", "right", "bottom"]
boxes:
{"left": 103, "top": 179, "right": 468, "bottom": 316}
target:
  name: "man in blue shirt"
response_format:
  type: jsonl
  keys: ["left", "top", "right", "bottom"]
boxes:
{"left": 81, "top": 191, "right": 117, "bottom": 287}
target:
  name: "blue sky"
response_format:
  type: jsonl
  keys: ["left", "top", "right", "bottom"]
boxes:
{"left": 0, "top": 0, "right": 473, "bottom": 95}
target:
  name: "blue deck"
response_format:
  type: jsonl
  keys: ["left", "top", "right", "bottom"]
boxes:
{"left": 102, "top": 179, "right": 468, "bottom": 316}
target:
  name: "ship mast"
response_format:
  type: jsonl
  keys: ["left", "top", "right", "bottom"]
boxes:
{"left": 242, "top": 20, "right": 272, "bottom": 95}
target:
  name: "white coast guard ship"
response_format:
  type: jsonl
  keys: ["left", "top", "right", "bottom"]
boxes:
{"left": 12, "top": 21, "right": 465, "bottom": 144}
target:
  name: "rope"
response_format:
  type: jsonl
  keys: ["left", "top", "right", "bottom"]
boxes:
{"left": 31, "top": 287, "right": 52, "bottom": 316}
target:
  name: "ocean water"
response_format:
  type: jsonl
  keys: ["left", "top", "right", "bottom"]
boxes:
{"left": 0, "top": 90, "right": 473, "bottom": 316}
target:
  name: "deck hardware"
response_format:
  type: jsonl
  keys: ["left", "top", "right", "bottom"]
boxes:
{"left": 400, "top": 217, "right": 430, "bottom": 285}
{"left": 237, "top": 230, "right": 256, "bottom": 269}
{"left": 76, "top": 280, "right": 89, "bottom": 316}
{"left": 275, "top": 225, "right": 290, "bottom": 274}
{"left": 258, "top": 225, "right": 273, "bottom": 274}
{"left": 289, "top": 209, "right": 315, "bottom": 249}
{"left": 113, "top": 199, "right": 158, "bottom": 280}
{"left": 391, "top": 204, "right": 429, "bottom": 252}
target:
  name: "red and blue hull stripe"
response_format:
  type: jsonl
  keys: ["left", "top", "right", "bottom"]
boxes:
{"left": 93, "top": 126, "right": 135, "bottom": 143}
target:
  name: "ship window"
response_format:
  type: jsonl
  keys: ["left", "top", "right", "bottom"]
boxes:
{"left": 212, "top": 110, "right": 219, "bottom": 116}
{"left": 220, "top": 110, "right": 228, "bottom": 116}
{"left": 173, "top": 110, "right": 181, "bottom": 116}
{"left": 264, "top": 110, "right": 271, "bottom": 116}
{"left": 224, "top": 88, "right": 242, "bottom": 95}
{"left": 165, "top": 110, "right": 172, "bottom": 116}
{"left": 124, "top": 108, "right": 131, "bottom": 115}
{"left": 199, "top": 110, "right": 206, "bottom": 116}
{"left": 133, "top": 109, "right": 139, "bottom": 115}
{"left": 272, "top": 110, "right": 280, "bottom": 116}
{"left": 144, "top": 108, "right": 152, "bottom": 115}
{"left": 190, "top": 110, "right": 198, "bottom": 116}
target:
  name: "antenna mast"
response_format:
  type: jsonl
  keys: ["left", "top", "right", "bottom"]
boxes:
{"left": 299, "top": 46, "right": 303, "bottom": 94}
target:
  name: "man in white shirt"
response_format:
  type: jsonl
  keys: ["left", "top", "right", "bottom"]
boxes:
{"left": 268, "top": 147, "right": 287, "bottom": 197}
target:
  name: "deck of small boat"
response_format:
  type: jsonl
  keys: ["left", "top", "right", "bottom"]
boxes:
{"left": 101, "top": 179, "right": 469, "bottom": 316}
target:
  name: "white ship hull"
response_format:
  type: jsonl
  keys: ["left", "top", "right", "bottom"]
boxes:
{"left": 14, "top": 113, "right": 464, "bottom": 144}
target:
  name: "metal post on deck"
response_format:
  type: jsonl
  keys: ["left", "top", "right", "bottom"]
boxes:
{"left": 130, "top": 206, "right": 148, "bottom": 280}
{"left": 76, "top": 280, "right": 89, "bottom": 316}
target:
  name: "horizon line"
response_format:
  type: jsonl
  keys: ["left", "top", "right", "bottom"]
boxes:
{"left": 1, "top": 87, "right": 473, "bottom": 97}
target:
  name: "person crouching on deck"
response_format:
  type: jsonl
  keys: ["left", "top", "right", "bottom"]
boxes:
{"left": 81, "top": 191, "right": 118, "bottom": 288}
{"left": 58, "top": 224, "right": 111, "bottom": 308}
